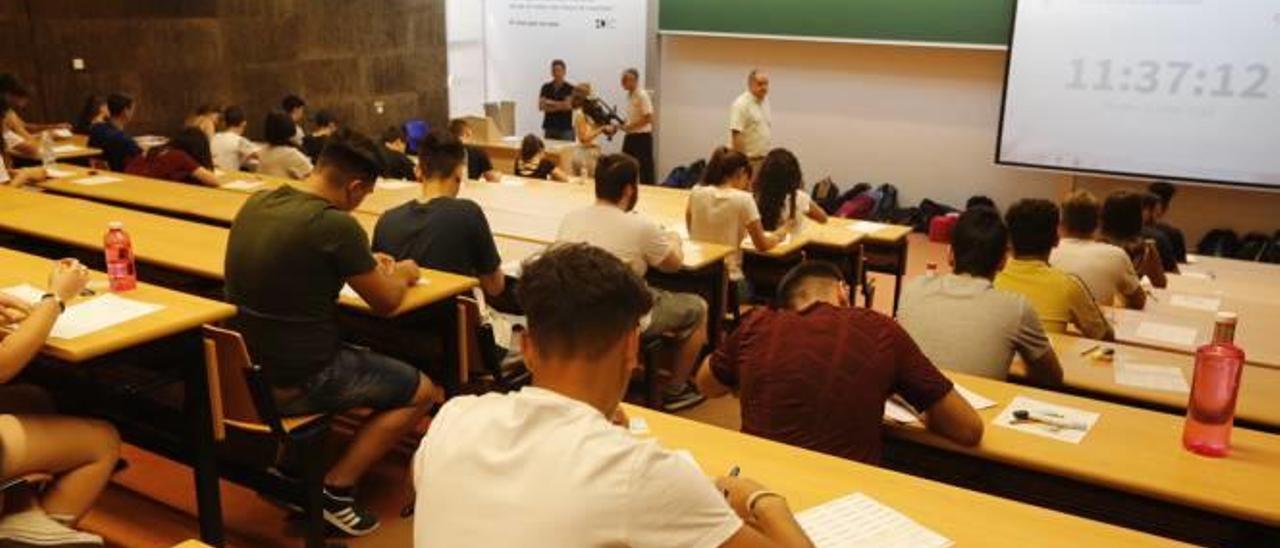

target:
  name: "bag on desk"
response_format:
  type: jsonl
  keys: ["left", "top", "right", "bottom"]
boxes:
{"left": 1196, "top": 229, "right": 1239, "bottom": 258}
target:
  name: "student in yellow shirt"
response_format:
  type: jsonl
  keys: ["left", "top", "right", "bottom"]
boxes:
{"left": 995, "top": 199, "right": 1114, "bottom": 340}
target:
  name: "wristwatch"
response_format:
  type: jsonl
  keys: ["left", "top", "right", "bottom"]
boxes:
{"left": 40, "top": 293, "right": 65, "bottom": 313}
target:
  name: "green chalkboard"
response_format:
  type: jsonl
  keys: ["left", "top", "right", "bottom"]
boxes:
{"left": 658, "top": 0, "right": 1015, "bottom": 47}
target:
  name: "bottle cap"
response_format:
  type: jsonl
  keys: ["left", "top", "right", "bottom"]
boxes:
{"left": 1215, "top": 311, "right": 1238, "bottom": 324}
{"left": 108, "top": 221, "right": 124, "bottom": 230}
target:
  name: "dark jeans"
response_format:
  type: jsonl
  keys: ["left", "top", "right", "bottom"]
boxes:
{"left": 544, "top": 128, "right": 575, "bottom": 142}
{"left": 275, "top": 346, "right": 421, "bottom": 416}
{"left": 623, "top": 132, "right": 655, "bottom": 185}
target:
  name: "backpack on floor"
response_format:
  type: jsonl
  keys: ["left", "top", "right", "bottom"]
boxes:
{"left": 661, "top": 159, "right": 707, "bottom": 189}
{"left": 1196, "top": 229, "right": 1240, "bottom": 258}
{"left": 836, "top": 194, "right": 876, "bottom": 219}
{"left": 811, "top": 178, "right": 840, "bottom": 214}
{"left": 915, "top": 198, "right": 959, "bottom": 233}
{"left": 1235, "top": 232, "right": 1272, "bottom": 261}
{"left": 1266, "top": 231, "right": 1280, "bottom": 264}
{"left": 869, "top": 184, "right": 899, "bottom": 223}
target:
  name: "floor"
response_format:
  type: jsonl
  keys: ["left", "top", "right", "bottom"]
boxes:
{"left": 68, "top": 235, "right": 947, "bottom": 547}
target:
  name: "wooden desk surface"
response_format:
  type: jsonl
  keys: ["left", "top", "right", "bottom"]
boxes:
{"left": 1011, "top": 332, "right": 1280, "bottom": 430}
{"left": 1106, "top": 296, "right": 1280, "bottom": 369}
{"left": 0, "top": 187, "right": 475, "bottom": 316}
{"left": 41, "top": 164, "right": 249, "bottom": 225}
{"left": 8, "top": 136, "right": 102, "bottom": 161}
{"left": 886, "top": 372, "right": 1280, "bottom": 526}
{"left": 626, "top": 405, "right": 1177, "bottom": 547}
{"left": 0, "top": 248, "right": 234, "bottom": 362}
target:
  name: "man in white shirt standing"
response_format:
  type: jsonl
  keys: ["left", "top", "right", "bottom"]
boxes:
{"left": 210, "top": 106, "right": 259, "bottom": 173}
{"left": 412, "top": 243, "right": 813, "bottom": 548}
{"left": 620, "top": 68, "right": 656, "bottom": 185}
{"left": 557, "top": 153, "right": 708, "bottom": 411}
{"left": 729, "top": 69, "right": 772, "bottom": 173}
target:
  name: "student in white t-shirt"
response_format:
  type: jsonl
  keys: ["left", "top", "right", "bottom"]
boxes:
{"left": 557, "top": 154, "right": 708, "bottom": 412}
{"left": 754, "top": 148, "right": 827, "bottom": 235}
{"left": 1050, "top": 190, "right": 1146, "bottom": 309}
{"left": 686, "top": 147, "right": 786, "bottom": 297}
{"left": 210, "top": 106, "right": 259, "bottom": 173}
{"left": 412, "top": 244, "right": 812, "bottom": 548}
{"left": 256, "top": 111, "right": 313, "bottom": 180}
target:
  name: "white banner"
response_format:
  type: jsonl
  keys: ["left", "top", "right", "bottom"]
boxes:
{"left": 482, "top": 0, "right": 647, "bottom": 139}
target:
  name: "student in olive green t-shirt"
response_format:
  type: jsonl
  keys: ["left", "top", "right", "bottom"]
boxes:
{"left": 225, "top": 133, "right": 443, "bottom": 536}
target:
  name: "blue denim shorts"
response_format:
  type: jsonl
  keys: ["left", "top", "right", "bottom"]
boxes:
{"left": 276, "top": 346, "right": 421, "bottom": 416}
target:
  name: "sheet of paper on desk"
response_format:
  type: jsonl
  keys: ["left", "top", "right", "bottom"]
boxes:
{"left": 51, "top": 128, "right": 73, "bottom": 139}
{"left": 1179, "top": 271, "right": 1213, "bottom": 281}
{"left": 954, "top": 384, "right": 997, "bottom": 410}
{"left": 1135, "top": 321, "right": 1198, "bottom": 347}
{"left": 2, "top": 285, "right": 164, "bottom": 340}
{"left": 628, "top": 416, "right": 650, "bottom": 435}
{"left": 994, "top": 396, "right": 1100, "bottom": 444}
{"left": 847, "top": 221, "right": 887, "bottom": 234}
{"left": 375, "top": 179, "right": 417, "bottom": 190}
{"left": 72, "top": 175, "right": 122, "bottom": 186}
{"left": 499, "top": 176, "right": 526, "bottom": 187}
{"left": 742, "top": 233, "right": 790, "bottom": 250}
{"left": 51, "top": 144, "right": 81, "bottom": 153}
{"left": 796, "top": 493, "right": 953, "bottom": 548}
{"left": 221, "top": 180, "right": 264, "bottom": 192}
{"left": 1169, "top": 294, "right": 1222, "bottom": 312}
{"left": 44, "top": 167, "right": 77, "bottom": 179}
{"left": 883, "top": 400, "right": 920, "bottom": 424}
{"left": 1114, "top": 362, "right": 1189, "bottom": 394}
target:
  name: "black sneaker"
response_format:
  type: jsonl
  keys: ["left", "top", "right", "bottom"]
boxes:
{"left": 322, "top": 487, "right": 380, "bottom": 537}
{"left": 662, "top": 382, "right": 706, "bottom": 412}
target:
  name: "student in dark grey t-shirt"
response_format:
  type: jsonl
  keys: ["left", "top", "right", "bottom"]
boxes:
{"left": 373, "top": 129, "right": 505, "bottom": 297}
{"left": 225, "top": 133, "right": 443, "bottom": 536}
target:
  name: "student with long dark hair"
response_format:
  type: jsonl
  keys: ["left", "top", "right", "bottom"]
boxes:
{"left": 753, "top": 148, "right": 827, "bottom": 232}
{"left": 73, "top": 96, "right": 108, "bottom": 135}
{"left": 686, "top": 146, "right": 784, "bottom": 288}
{"left": 513, "top": 134, "right": 567, "bottom": 181}
{"left": 257, "top": 111, "right": 313, "bottom": 180}
{"left": 125, "top": 126, "right": 220, "bottom": 187}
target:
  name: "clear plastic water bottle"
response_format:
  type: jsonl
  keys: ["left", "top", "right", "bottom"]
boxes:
{"left": 103, "top": 222, "right": 137, "bottom": 292}
{"left": 1182, "top": 312, "right": 1245, "bottom": 457}
{"left": 40, "top": 131, "right": 56, "bottom": 170}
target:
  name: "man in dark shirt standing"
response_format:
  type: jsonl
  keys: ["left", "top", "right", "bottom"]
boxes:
{"left": 696, "top": 262, "right": 983, "bottom": 464}
{"left": 538, "top": 59, "right": 574, "bottom": 141}
{"left": 225, "top": 132, "right": 442, "bottom": 537}
{"left": 374, "top": 129, "right": 505, "bottom": 297}
{"left": 87, "top": 93, "right": 141, "bottom": 171}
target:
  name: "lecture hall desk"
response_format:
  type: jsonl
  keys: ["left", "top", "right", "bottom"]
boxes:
{"left": 0, "top": 247, "right": 234, "bottom": 545}
{"left": 627, "top": 406, "right": 1179, "bottom": 547}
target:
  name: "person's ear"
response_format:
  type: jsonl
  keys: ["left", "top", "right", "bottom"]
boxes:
{"left": 521, "top": 330, "right": 541, "bottom": 375}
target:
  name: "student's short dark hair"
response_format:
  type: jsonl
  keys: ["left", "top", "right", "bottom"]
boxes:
{"left": 1101, "top": 191, "right": 1145, "bottom": 241}
{"left": 952, "top": 207, "right": 1009, "bottom": 278}
{"left": 1140, "top": 192, "right": 1161, "bottom": 212}
{"left": 313, "top": 109, "right": 337, "bottom": 128}
{"left": 518, "top": 243, "right": 653, "bottom": 361}
{"left": 777, "top": 261, "right": 845, "bottom": 308}
{"left": 316, "top": 131, "right": 383, "bottom": 186}
{"left": 168, "top": 126, "right": 213, "bottom": 169}
{"left": 281, "top": 94, "right": 306, "bottom": 112}
{"left": 519, "top": 133, "right": 545, "bottom": 161}
{"left": 595, "top": 154, "right": 640, "bottom": 203}
{"left": 1005, "top": 199, "right": 1060, "bottom": 257}
{"left": 700, "top": 146, "right": 750, "bottom": 186}
{"left": 381, "top": 125, "right": 405, "bottom": 144}
{"left": 1060, "top": 190, "right": 1100, "bottom": 236}
{"left": 966, "top": 195, "right": 996, "bottom": 211}
{"left": 418, "top": 129, "right": 466, "bottom": 179}
{"left": 623, "top": 67, "right": 640, "bottom": 80}
{"left": 447, "top": 118, "right": 470, "bottom": 137}
{"left": 263, "top": 111, "right": 297, "bottom": 146}
{"left": 1149, "top": 181, "right": 1176, "bottom": 209}
{"left": 551, "top": 59, "right": 566, "bottom": 70}
{"left": 222, "top": 105, "right": 246, "bottom": 128}
{"left": 106, "top": 93, "right": 134, "bottom": 117}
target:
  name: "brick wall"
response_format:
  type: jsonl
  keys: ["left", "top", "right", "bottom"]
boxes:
{"left": 1, "top": 0, "right": 447, "bottom": 139}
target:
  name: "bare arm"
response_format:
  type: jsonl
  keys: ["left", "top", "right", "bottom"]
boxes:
{"left": 625, "top": 113, "right": 653, "bottom": 133}
{"left": 922, "top": 389, "right": 984, "bottom": 447}
{"left": 1120, "top": 284, "right": 1147, "bottom": 310}
{"left": 730, "top": 130, "right": 745, "bottom": 154}
{"left": 718, "top": 477, "right": 814, "bottom": 548}
{"left": 805, "top": 202, "right": 828, "bottom": 224}
{"left": 549, "top": 166, "right": 570, "bottom": 182}
{"left": 0, "top": 260, "right": 89, "bottom": 383}
{"left": 745, "top": 220, "right": 781, "bottom": 252}
{"left": 192, "top": 167, "right": 222, "bottom": 188}
{"left": 695, "top": 356, "right": 732, "bottom": 398}
{"left": 346, "top": 255, "right": 418, "bottom": 316}
{"left": 479, "top": 269, "right": 505, "bottom": 297}
{"left": 1024, "top": 348, "right": 1064, "bottom": 386}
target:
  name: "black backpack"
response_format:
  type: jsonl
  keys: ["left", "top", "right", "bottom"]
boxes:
{"left": 1196, "top": 229, "right": 1240, "bottom": 258}
{"left": 915, "top": 199, "right": 958, "bottom": 233}
{"left": 1235, "top": 232, "right": 1272, "bottom": 261}
{"left": 811, "top": 178, "right": 840, "bottom": 214}
{"left": 869, "top": 183, "right": 899, "bottom": 223}
{"left": 1266, "top": 231, "right": 1280, "bottom": 264}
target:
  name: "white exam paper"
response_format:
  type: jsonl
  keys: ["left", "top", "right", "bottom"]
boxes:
{"left": 44, "top": 167, "right": 77, "bottom": 179}
{"left": 1114, "top": 362, "right": 1190, "bottom": 394}
{"left": 628, "top": 416, "right": 650, "bottom": 435}
{"left": 954, "top": 384, "right": 997, "bottom": 410}
{"left": 994, "top": 396, "right": 1100, "bottom": 444}
{"left": 376, "top": 179, "right": 417, "bottom": 190}
{"left": 72, "top": 175, "right": 122, "bottom": 186}
{"left": 848, "top": 221, "right": 887, "bottom": 234}
{"left": 882, "top": 400, "right": 920, "bottom": 424}
{"left": 220, "top": 180, "right": 264, "bottom": 192}
{"left": 1169, "top": 294, "right": 1222, "bottom": 312}
{"left": 1135, "top": 321, "right": 1199, "bottom": 347}
{"left": 1, "top": 284, "right": 163, "bottom": 340}
{"left": 51, "top": 144, "right": 81, "bottom": 154}
{"left": 796, "top": 493, "right": 953, "bottom": 548}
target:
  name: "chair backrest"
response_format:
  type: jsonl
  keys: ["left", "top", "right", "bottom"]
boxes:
{"left": 202, "top": 325, "right": 274, "bottom": 440}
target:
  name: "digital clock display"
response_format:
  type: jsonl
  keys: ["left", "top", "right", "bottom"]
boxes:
{"left": 1066, "top": 59, "right": 1270, "bottom": 99}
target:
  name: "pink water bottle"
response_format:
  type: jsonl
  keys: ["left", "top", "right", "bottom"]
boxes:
{"left": 1182, "top": 312, "right": 1245, "bottom": 457}
{"left": 103, "top": 221, "right": 137, "bottom": 292}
